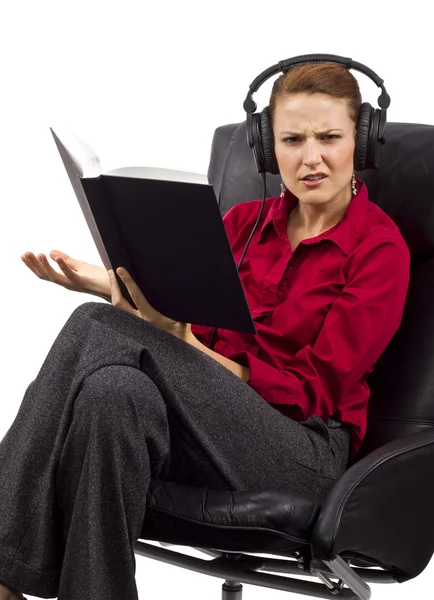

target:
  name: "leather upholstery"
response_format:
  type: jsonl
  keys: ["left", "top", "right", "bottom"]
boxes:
{"left": 141, "top": 119, "right": 434, "bottom": 583}
{"left": 206, "top": 119, "right": 434, "bottom": 459}
{"left": 142, "top": 479, "right": 321, "bottom": 556}
{"left": 311, "top": 427, "right": 434, "bottom": 580}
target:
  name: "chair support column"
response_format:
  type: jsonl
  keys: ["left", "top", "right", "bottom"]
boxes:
{"left": 222, "top": 580, "right": 243, "bottom": 600}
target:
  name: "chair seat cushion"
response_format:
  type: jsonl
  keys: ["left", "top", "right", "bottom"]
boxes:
{"left": 141, "top": 479, "right": 322, "bottom": 555}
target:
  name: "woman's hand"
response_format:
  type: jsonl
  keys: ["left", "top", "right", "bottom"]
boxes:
{"left": 109, "top": 267, "right": 194, "bottom": 343}
{"left": 21, "top": 250, "right": 111, "bottom": 302}
{"left": 109, "top": 267, "right": 251, "bottom": 381}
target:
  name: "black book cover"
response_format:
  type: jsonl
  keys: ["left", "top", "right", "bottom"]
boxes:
{"left": 51, "top": 129, "right": 256, "bottom": 333}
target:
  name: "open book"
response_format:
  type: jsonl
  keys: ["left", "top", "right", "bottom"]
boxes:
{"left": 50, "top": 128, "right": 256, "bottom": 334}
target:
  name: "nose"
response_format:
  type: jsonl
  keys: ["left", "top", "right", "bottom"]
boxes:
{"left": 302, "top": 138, "right": 322, "bottom": 168}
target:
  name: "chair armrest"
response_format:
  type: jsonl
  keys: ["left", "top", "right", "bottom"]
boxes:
{"left": 310, "top": 428, "right": 434, "bottom": 582}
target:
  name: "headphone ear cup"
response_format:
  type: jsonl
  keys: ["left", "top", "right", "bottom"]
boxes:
{"left": 250, "top": 112, "right": 268, "bottom": 174}
{"left": 354, "top": 103, "right": 373, "bottom": 172}
{"left": 366, "top": 108, "right": 384, "bottom": 169}
{"left": 260, "top": 106, "right": 280, "bottom": 175}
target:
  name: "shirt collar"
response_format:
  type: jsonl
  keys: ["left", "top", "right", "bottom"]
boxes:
{"left": 258, "top": 176, "right": 368, "bottom": 255}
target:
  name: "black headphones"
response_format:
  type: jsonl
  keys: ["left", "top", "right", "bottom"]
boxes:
{"left": 243, "top": 53, "right": 391, "bottom": 174}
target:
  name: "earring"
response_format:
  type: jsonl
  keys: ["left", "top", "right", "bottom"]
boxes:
{"left": 280, "top": 180, "right": 286, "bottom": 199}
{"left": 352, "top": 173, "right": 357, "bottom": 197}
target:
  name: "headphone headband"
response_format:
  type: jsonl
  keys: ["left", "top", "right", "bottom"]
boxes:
{"left": 244, "top": 53, "right": 391, "bottom": 173}
{"left": 243, "top": 53, "right": 390, "bottom": 109}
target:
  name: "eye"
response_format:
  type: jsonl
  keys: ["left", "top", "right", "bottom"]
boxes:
{"left": 282, "top": 134, "right": 341, "bottom": 144}
{"left": 322, "top": 134, "right": 341, "bottom": 141}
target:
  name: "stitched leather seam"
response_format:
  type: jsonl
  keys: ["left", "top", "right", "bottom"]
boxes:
{"left": 368, "top": 416, "right": 434, "bottom": 426}
{"left": 146, "top": 504, "right": 310, "bottom": 545}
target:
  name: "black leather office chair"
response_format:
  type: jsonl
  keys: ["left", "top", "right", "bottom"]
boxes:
{"left": 135, "top": 120, "right": 434, "bottom": 600}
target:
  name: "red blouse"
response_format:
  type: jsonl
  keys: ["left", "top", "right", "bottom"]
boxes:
{"left": 191, "top": 178, "right": 411, "bottom": 458}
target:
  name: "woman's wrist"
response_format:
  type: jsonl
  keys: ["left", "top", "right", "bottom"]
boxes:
{"left": 188, "top": 335, "right": 250, "bottom": 381}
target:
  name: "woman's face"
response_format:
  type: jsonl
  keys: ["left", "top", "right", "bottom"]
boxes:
{"left": 272, "top": 92, "right": 356, "bottom": 207}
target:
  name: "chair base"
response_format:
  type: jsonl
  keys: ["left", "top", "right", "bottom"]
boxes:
{"left": 134, "top": 540, "right": 400, "bottom": 600}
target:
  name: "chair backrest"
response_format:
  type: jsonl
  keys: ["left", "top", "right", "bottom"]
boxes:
{"left": 207, "top": 120, "right": 434, "bottom": 463}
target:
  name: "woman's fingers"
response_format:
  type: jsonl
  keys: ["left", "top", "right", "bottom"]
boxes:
{"left": 108, "top": 269, "right": 135, "bottom": 312}
{"left": 116, "top": 268, "right": 155, "bottom": 316}
{"left": 22, "top": 252, "right": 74, "bottom": 288}
{"left": 117, "top": 268, "right": 142, "bottom": 303}
{"left": 37, "top": 254, "right": 58, "bottom": 282}
{"left": 41, "top": 254, "right": 74, "bottom": 283}
{"left": 21, "top": 252, "right": 47, "bottom": 279}
{"left": 35, "top": 254, "right": 63, "bottom": 283}
{"left": 49, "top": 250, "right": 76, "bottom": 266}
{"left": 50, "top": 256, "right": 79, "bottom": 281}
{"left": 49, "top": 249, "right": 68, "bottom": 259}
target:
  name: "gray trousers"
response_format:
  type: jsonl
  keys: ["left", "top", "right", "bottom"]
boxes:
{"left": 0, "top": 302, "right": 351, "bottom": 599}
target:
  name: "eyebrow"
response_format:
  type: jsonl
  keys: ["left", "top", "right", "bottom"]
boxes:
{"left": 279, "top": 129, "right": 344, "bottom": 135}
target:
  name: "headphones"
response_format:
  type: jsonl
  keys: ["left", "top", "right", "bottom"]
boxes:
{"left": 243, "top": 53, "right": 391, "bottom": 174}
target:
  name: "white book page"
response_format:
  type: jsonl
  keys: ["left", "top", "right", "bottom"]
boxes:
{"left": 50, "top": 127, "right": 112, "bottom": 271}
{"left": 106, "top": 165, "right": 209, "bottom": 185}
{"left": 50, "top": 128, "right": 102, "bottom": 178}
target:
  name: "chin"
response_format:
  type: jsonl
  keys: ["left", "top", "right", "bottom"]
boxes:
{"left": 298, "top": 188, "right": 334, "bottom": 204}
{"left": 298, "top": 183, "right": 329, "bottom": 195}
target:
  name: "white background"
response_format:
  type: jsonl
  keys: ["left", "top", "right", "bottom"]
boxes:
{"left": 1, "top": 0, "right": 432, "bottom": 598}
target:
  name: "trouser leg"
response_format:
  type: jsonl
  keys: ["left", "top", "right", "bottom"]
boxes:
{"left": 0, "top": 301, "right": 351, "bottom": 599}
{"left": 55, "top": 365, "right": 171, "bottom": 600}
{"left": 0, "top": 302, "right": 169, "bottom": 598}
{"left": 75, "top": 302, "right": 350, "bottom": 493}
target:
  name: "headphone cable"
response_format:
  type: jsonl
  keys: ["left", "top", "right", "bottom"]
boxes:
{"left": 207, "top": 171, "right": 268, "bottom": 349}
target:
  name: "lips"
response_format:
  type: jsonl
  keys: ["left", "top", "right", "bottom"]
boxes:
{"left": 301, "top": 175, "right": 327, "bottom": 188}
{"left": 301, "top": 173, "right": 327, "bottom": 180}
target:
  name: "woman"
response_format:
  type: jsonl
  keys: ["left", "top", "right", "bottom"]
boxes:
{"left": 1, "top": 62, "right": 410, "bottom": 600}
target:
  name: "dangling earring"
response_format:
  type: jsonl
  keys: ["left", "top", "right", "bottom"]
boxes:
{"left": 351, "top": 173, "right": 357, "bottom": 197}
{"left": 280, "top": 180, "right": 286, "bottom": 199}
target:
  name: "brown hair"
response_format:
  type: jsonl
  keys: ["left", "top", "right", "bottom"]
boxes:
{"left": 268, "top": 62, "right": 362, "bottom": 136}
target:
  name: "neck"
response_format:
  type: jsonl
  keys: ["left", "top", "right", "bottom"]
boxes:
{"left": 291, "top": 184, "right": 353, "bottom": 235}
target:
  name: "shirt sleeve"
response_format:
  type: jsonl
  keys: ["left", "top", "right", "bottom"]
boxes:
{"left": 228, "top": 234, "right": 411, "bottom": 420}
